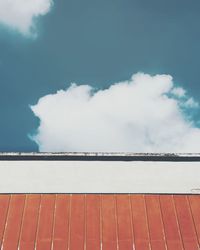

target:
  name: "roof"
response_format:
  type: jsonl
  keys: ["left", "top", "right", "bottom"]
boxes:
{"left": 0, "top": 194, "right": 200, "bottom": 250}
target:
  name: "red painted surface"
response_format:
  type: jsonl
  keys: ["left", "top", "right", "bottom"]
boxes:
{"left": 19, "top": 195, "right": 41, "bottom": 250}
{"left": 101, "top": 195, "right": 118, "bottom": 250}
{"left": 0, "top": 195, "right": 10, "bottom": 246}
{"left": 188, "top": 195, "right": 200, "bottom": 246}
{"left": 35, "top": 194, "right": 56, "bottom": 250}
{"left": 131, "top": 195, "right": 151, "bottom": 249}
{"left": 69, "top": 194, "right": 85, "bottom": 250}
{"left": 145, "top": 195, "right": 166, "bottom": 250}
{"left": 116, "top": 195, "right": 133, "bottom": 250}
{"left": 86, "top": 194, "right": 100, "bottom": 250}
{"left": 159, "top": 195, "right": 183, "bottom": 250}
{"left": 53, "top": 194, "right": 70, "bottom": 250}
{"left": 174, "top": 195, "right": 199, "bottom": 250}
{"left": 2, "top": 195, "right": 26, "bottom": 250}
{"left": 0, "top": 194, "right": 200, "bottom": 250}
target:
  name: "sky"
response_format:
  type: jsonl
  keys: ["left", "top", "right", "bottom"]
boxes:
{"left": 0, "top": 0, "right": 200, "bottom": 152}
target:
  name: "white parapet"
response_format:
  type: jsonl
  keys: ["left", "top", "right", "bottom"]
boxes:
{"left": 0, "top": 153, "right": 200, "bottom": 193}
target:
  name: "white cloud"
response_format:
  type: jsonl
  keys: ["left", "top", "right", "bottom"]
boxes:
{"left": 30, "top": 73, "right": 200, "bottom": 153}
{"left": 171, "top": 87, "right": 186, "bottom": 97}
{"left": 184, "top": 98, "right": 199, "bottom": 108}
{"left": 0, "top": 0, "right": 53, "bottom": 36}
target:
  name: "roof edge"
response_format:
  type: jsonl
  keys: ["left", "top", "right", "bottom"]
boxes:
{"left": 0, "top": 152, "right": 200, "bottom": 161}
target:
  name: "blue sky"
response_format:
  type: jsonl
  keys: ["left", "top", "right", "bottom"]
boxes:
{"left": 1, "top": 0, "right": 200, "bottom": 152}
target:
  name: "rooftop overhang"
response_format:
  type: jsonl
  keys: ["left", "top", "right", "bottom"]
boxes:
{"left": 0, "top": 153, "right": 200, "bottom": 194}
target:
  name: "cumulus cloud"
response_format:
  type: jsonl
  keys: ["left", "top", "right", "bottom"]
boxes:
{"left": 30, "top": 73, "right": 200, "bottom": 152}
{"left": 0, "top": 0, "right": 53, "bottom": 36}
{"left": 171, "top": 87, "right": 186, "bottom": 97}
{"left": 184, "top": 98, "right": 199, "bottom": 108}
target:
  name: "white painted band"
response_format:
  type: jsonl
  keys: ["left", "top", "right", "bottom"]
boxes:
{"left": 0, "top": 161, "right": 199, "bottom": 193}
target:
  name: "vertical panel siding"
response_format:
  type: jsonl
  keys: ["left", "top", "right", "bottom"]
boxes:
{"left": 101, "top": 195, "right": 118, "bottom": 250}
{"left": 35, "top": 194, "right": 56, "bottom": 250}
{"left": 0, "top": 195, "right": 10, "bottom": 246}
{"left": 0, "top": 194, "right": 200, "bottom": 250}
{"left": 187, "top": 195, "right": 200, "bottom": 246}
{"left": 19, "top": 195, "right": 41, "bottom": 250}
{"left": 1, "top": 195, "right": 26, "bottom": 250}
{"left": 116, "top": 194, "right": 134, "bottom": 250}
{"left": 145, "top": 195, "right": 167, "bottom": 250}
{"left": 53, "top": 194, "right": 70, "bottom": 250}
{"left": 160, "top": 195, "right": 183, "bottom": 250}
{"left": 86, "top": 194, "right": 101, "bottom": 250}
{"left": 174, "top": 195, "right": 199, "bottom": 250}
{"left": 69, "top": 194, "right": 85, "bottom": 250}
{"left": 131, "top": 195, "right": 151, "bottom": 250}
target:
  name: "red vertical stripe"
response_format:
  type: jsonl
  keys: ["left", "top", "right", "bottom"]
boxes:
{"left": 174, "top": 195, "right": 199, "bottom": 250}
{"left": 0, "top": 195, "right": 10, "bottom": 246}
{"left": 69, "top": 194, "right": 85, "bottom": 250}
{"left": 116, "top": 194, "right": 133, "bottom": 250}
{"left": 131, "top": 195, "right": 150, "bottom": 250}
{"left": 188, "top": 195, "right": 200, "bottom": 245}
{"left": 101, "top": 195, "right": 118, "bottom": 250}
{"left": 35, "top": 194, "right": 56, "bottom": 250}
{"left": 53, "top": 194, "right": 70, "bottom": 250}
{"left": 145, "top": 195, "right": 167, "bottom": 250}
{"left": 86, "top": 194, "right": 100, "bottom": 250}
{"left": 160, "top": 195, "right": 183, "bottom": 250}
{"left": 19, "top": 195, "right": 41, "bottom": 250}
{"left": 1, "top": 195, "right": 26, "bottom": 250}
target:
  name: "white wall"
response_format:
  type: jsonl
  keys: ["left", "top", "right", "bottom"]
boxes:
{"left": 0, "top": 160, "right": 200, "bottom": 193}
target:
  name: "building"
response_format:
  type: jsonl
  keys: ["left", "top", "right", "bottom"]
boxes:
{"left": 0, "top": 153, "right": 200, "bottom": 249}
